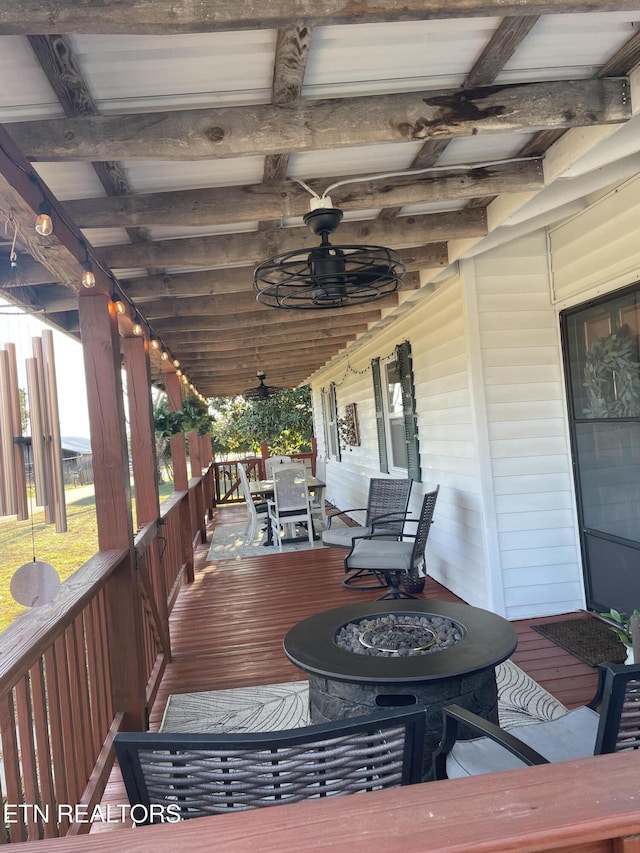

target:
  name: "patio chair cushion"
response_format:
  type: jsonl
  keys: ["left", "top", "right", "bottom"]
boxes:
{"left": 322, "top": 525, "right": 398, "bottom": 548}
{"left": 345, "top": 538, "right": 414, "bottom": 572}
{"left": 445, "top": 706, "right": 599, "bottom": 778}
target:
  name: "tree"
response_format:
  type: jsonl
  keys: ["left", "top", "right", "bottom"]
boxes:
{"left": 210, "top": 385, "right": 313, "bottom": 456}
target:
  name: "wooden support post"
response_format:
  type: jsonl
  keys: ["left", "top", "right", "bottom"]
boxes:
{"left": 188, "top": 431, "right": 206, "bottom": 543}
{"left": 123, "top": 335, "right": 171, "bottom": 659}
{"left": 199, "top": 435, "right": 214, "bottom": 520}
{"left": 165, "top": 372, "right": 194, "bottom": 582}
{"left": 78, "top": 291, "right": 145, "bottom": 731}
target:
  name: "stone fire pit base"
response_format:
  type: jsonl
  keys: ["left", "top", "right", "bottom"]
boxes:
{"left": 308, "top": 667, "right": 498, "bottom": 770}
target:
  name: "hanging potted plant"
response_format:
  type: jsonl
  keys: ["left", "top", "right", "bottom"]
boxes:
{"left": 600, "top": 608, "right": 640, "bottom": 664}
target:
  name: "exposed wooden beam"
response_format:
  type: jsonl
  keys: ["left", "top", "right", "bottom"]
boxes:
{"left": 63, "top": 160, "right": 543, "bottom": 228}
{"left": 8, "top": 79, "right": 630, "bottom": 161}
{"left": 263, "top": 24, "right": 312, "bottom": 183}
{"left": 2, "top": 1, "right": 638, "bottom": 35}
{"left": 149, "top": 308, "right": 384, "bottom": 333}
{"left": 0, "top": 126, "right": 102, "bottom": 292}
{"left": 159, "top": 322, "right": 372, "bottom": 346}
{"left": 98, "top": 210, "right": 483, "bottom": 269}
{"left": 26, "top": 35, "right": 152, "bottom": 244}
{"left": 165, "top": 330, "right": 364, "bottom": 353}
{"left": 379, "top": 16, "right": 541, "bottom": 222}
{"left": 136, "top": 290, "right": 399, "bottom": 320}
{"left": 185, "top": 345, "right": 345, "bottom": 368}
{"left": 597, "top": 29, "right": 640, "bottom": 77}
{"left": 463, "top": 16, "right": 541, "bottom": 87}
{"left": 120, "top": 267, "right": 423, "bottom": 303}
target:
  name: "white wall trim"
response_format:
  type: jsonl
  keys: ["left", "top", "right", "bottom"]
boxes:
{"left": 460, "top": 258, "right": 506, "bottom": 617}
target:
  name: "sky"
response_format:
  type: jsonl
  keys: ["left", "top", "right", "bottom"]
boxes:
{"left": 0, "top": 298, "right": 91, "bottom": 439}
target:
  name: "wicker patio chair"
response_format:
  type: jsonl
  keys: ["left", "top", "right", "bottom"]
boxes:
{"left": 114, "top": 706, "right": 427, "bottom": 824}
{"left": 343, "top": 487, "right": 439, "bottom": 600}
{"left": 433, "top": 661, "right": 640, "bottom": 780}
{"left": 322, "top": 477, "right": 413, "bottom": 590}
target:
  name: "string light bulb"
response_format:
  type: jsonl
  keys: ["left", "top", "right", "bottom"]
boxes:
{"left": 35, "top": 201, "right": 53, "bottom": 236}
{"left": 176, "top": 368, "right": 183, "bottom": 377}
{"left": 81, "top": 258, "right": 95, "bottom": 288}
{"left": 132, "top": 317, "right": 143, "bottom": 336}
{"left": 181, "top": 374, "right": 189, "bottom": 384}
{"left": 161, "top": 349, "right": 169, "bottom": 361}
{"left": 114, "top": 300, "right": 126, "bottom": 316}
{"left": 150, "top": 337, "right": 160, "bottom": 351}
{"left": 173, "top": 358, "right": 180, "bottom": 368}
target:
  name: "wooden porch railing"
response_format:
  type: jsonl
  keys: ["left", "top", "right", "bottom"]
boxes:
{"left": 213, "top": 449, "right": 315, "bottom": 505}
{"left": 13, "top": 750, "right": 640, "bottom": 852}
{"left": 0, "top": 467, "right": 215, "bottom": 844}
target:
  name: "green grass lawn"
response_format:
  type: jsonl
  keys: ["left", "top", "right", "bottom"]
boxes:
{"left": 0, "top": 482, "right": 176, "bottom": 634}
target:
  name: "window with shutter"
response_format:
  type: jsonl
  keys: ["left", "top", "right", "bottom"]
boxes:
{"left": 371, "top": 342, "right": 421, "bottom": 481}
{"left": 396, "top": 340, "right": 421, "bottom": 482}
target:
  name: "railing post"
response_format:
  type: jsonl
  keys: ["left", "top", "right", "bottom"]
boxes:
{"left": 260, "top": 441, "right": 269, "bottom": 478}
{"left": 311, "top": 436, "right": 318, "bottom": 475}
{"left": 78, "top": 291, "right": 146, "bottom": 731}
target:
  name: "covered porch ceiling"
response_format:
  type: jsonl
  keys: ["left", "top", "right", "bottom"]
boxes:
{"left": 0, "top": 1, "right": 639, "bottom": 398}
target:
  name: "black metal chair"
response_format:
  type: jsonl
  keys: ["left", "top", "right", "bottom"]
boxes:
{"left": 322, "top": 477, "right": 413, "bottom": 590}
{"left": 432, "top": 661, "right": 640, "bottom": 780}
{"left": 342, "top": 487, "right": 439, "bottom": 600}
{"left": 114, "top": 706, "right": 426, "bottom": 824}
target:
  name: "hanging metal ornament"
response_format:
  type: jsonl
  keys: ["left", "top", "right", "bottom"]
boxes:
{"left": 10, "top": 559, "right": 60, "bottom": 608}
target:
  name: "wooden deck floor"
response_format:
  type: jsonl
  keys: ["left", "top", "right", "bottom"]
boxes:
{"left": 98, "top": 504, "right": 599, "bottom": 829}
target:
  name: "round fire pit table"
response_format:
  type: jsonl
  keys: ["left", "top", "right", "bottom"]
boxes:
{"left": 283, "top": 600, "right": 517, "bottom": 776}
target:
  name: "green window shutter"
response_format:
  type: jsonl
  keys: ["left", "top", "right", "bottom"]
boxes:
{"left": 396, "top": 340, "right": 421, "bottom": 482}
{"left": 371, "top": 357, "right": 389, "bottom": 474}
{"left": 320, "top": 389, "right": 330, "bottom": 456}
{"left": 329, "top": 382, "right": 341, "bottom": 462}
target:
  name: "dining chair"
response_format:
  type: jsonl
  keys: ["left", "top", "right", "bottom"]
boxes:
{"left": 114, "top": 706, "right": 427, "bottom": 824}
{"left": 267, "top": 463, "right": 315, "bottom": 551}
{"left": 265, "top": 455, "right": 292, "bottom": 477}
{"left": 322, "top": 478, "right": 413, "bottom": 589}
{"left": 237, "top": 462, "right": 268, "bottom": 544}
{"left": 309, "top": 454, "right": 328, "bottom": 529}
{"left": 432, "top": 661, "right": 640, "bottom": 780}
{"left": 343, "top": 487, "right": 439, "bottom": 600}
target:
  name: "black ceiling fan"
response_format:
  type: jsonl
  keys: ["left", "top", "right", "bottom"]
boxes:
{"left": 253, "top": 206, "right": 405, "bottom": 310}
{"left": 243, "top": 371, "right": 283, "bottom": 400}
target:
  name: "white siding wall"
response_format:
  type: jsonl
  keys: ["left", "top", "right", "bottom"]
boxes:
{"left": 311, "top": 177, "right": 640, "bottom": 620}
{"left": 550, "top": 173, "right": 640, "bottom": 308}
{"left": 468, "top": 231, "right": 584, "bottom": 619}
{"left": 312, "top": 277, "right": 490, "bottom": 609}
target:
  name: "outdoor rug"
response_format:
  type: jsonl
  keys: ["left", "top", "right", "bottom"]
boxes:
{"left": 531, "top": 617, "right": 627, "bottom": 667}
{"left": 206, "top": 519, "right": 346, "bottom": 562}
{"left": 159, "top": 660, "right": 567, "bottom": 734}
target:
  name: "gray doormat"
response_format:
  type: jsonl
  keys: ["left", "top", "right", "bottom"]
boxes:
{"left": 532, "top": 617, "right": 627, "bottom": 667}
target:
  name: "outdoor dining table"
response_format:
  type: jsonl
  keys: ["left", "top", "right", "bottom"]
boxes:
{"left": 249, "top": 475, "right": 325, "bottom": 546}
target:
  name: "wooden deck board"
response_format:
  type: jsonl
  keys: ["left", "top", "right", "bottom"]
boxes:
{"left": 96, "top": 505, "right": 600, "bottom": 832}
